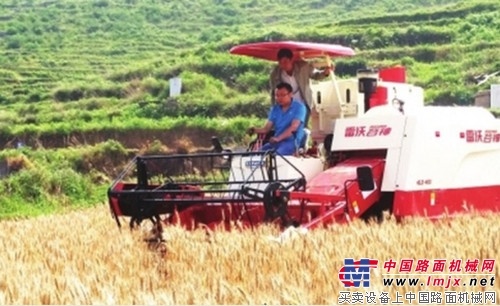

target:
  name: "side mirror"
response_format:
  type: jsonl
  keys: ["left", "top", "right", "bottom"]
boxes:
{"left": 357, "top": 166, "right": 375, "bottom": 191}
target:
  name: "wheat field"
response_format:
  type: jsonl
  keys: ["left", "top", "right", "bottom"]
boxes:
{"left": 0, "top": 204, "right": 498, "bottom": 305}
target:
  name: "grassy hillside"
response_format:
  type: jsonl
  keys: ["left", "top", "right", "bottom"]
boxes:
{"left": 0, "top": 0, "right": 499, "bottom": 145}
{"left": 0, "top": 0, "right": 499, "bottom": 215}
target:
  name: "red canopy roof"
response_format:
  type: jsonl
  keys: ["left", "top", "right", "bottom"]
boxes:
{"left": 229, "top": 41, "right": 355, "bottom": 61}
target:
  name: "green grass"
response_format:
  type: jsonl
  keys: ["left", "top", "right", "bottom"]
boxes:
{"left": 0, "top": 141, "right": 130, "bottom": 218}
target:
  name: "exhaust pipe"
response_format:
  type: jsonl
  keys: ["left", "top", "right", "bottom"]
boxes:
{"left": 357, "top": 68, "right": 379, "bottom": 113}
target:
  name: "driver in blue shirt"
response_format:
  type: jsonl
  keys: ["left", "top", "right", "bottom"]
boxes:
{"left": 248, "top": 82, "right": 306, "bottom": 155}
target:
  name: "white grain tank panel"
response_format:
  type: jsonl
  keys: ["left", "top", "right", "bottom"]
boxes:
{"left": 332, "top": 105, "right": 406, "bottom": 151}
{"left": 395, "top": 106, "right": 500, "bottom": 190}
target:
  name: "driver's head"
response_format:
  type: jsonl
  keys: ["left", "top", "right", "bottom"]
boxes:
{"left": 274, "top": 82, "right": 293, "bottom": 106}
{"left": 277, "top": 48, "right": 294, "bottom": 74}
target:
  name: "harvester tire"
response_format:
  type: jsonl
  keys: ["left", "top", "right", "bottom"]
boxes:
{"left": 263, "top": 182, "right": 288, "bottom": 222}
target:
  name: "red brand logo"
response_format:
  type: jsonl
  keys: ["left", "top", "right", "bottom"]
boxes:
{"left": 460, "top": 130, "right": 500, "bottom": 143}
{"left": 345, "top": 125, "right": 392, "bottom": 138}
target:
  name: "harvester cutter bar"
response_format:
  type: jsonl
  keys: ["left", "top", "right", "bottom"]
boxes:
{"left": 108, "top": 150, "right": 307, "bottom": 228}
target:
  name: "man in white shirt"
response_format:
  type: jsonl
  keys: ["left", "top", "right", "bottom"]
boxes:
{"left": 269, "top": 48, "right": 332, "bottom": 127}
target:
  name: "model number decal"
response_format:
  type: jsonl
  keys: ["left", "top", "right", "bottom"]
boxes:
{"left": 416, "top": 179, "right": 432, "bottom": 186}
{"left": 245, "top": 160, "right": 264, "bottom": 168}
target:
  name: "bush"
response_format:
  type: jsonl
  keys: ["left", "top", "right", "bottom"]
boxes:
{"left": 22, "top": 114, "right": 38, "bottom": 124}
{"left": 412, "top": 46, "right": 437, "bottom": 63}
{"left": 47, "top": 168, "right": 92, "bottom": 200}
{"left": 431, "top": 87, "right": 474, "bottom": 106}
{"left": 142, "top": 139, "right": 169, "bottom": 155}
{"left": 53, "top": 87, "right": 84, "bottom": 102}
{"left": 6, "top": 38, "right": 21, "bottom": 49}
{"left": 27, "top": 93, "right": 42, "bottom": 103}
{"left": 53, "top": 85, "right": 125, "bottom": 102}
{"left": 222, "top": 97, "right": 268, "bottom": 118}
{"left": 0, "top": 153, "right": 33, "bottom": 175}
{"left": 4, "top": 167, "right": 49, "bottom": 202}
{"left": 72, "top": 140, "right": 129, "bottom": 176}
{"left": 335, "top": 59, "right": 368, "bottom": 77}
{"left": 0, "top": 93, "right": 10, "bottom": 104}
{"left": 234, "top": 71, "right": 268, "bottom": 93}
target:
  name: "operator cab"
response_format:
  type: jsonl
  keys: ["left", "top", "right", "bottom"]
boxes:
{"left": 230, "top": 41, "right": 426, "bottom": 192}
{"left": 309, "top": 64, "right": 424, "bottom": 160}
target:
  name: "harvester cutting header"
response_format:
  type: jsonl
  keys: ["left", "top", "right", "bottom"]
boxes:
{"left": 108, "top": 41, "right": 500, "bottom": 237}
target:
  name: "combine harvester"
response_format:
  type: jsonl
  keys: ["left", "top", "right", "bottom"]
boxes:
{"left": 108, "top": 41, "right": 500, "bottom": 238}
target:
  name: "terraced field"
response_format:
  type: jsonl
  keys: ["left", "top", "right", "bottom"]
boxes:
{"left": 0, "top": 0, "right": 498, "bottom": 148}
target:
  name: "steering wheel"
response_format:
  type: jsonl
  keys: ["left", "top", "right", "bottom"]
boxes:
{"left": 248, "top": 130, "right": 274, "bottom": 152}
